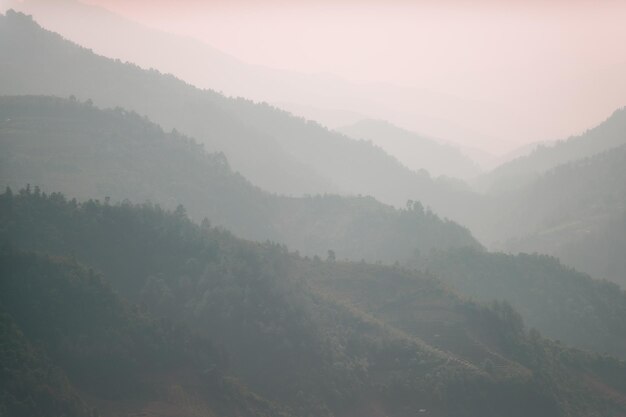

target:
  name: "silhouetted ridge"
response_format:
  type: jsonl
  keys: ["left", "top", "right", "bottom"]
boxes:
{"left": 0, "top": 94, "right": 481, "bottom": 262}
{"left": 0, "top": 10, "right": 479, "bottom": 226}
{"left": 3, "top": 187, "right": 626, "bottom": 416}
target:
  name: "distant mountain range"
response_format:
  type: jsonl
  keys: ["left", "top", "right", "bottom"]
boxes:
{"left": 464, "top": 108, "right": 626, "bottom": 285}
{"left": 4, "top": 7, "right": 626, "bottom": 416}
{"left": 2, "top": 0, "right": 503, "bottom": 152}
{"left": 4, "top": 188, "right": 626, "bottom": 417}
{"left": 479, "top": 107, "right": 626, "bottom": 192}
{"left": 337, "top": 119, "right": 481, "bottom": 180}
{"left": 0, "top": 10, "right": 480, "bottom": 226}
{"left": 496, "top": 145, "right": 626, "bottom": 284}
{"left": 0, "top": 95, "right": 480, "bottom": 262}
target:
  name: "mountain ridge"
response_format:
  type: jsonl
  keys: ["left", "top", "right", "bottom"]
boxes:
{"left": 0, "top": 10, "right": 481, "bottom": 227}
{"left": 0, "top": 94, "right": 481, "bottom": 263}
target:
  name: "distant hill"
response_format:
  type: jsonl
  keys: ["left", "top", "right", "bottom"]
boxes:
{"left": 4, "top": 188, "right": 626, "bottom": 416}
{"left": 0, "top": 95, "right": 480, "bottom": 262}
{"left": 337, "top": 119, "right": 481, "bottom": 180}
{"left": 0, "top": 10, "right": 479, "bottom": 227}
{"left": 460, "top": 109, "right": 626, "bottom": 288}
{"left": 480, "top": 107, "right": 626, "bottom": 192}
{"left": 422, "top": 248, "right": 626, "bottom": 358}
{"left": 494, "top": 145, "right": 626, "bottom": 285}
{"left": 3, "top": 0, "right": 499, "bottom": 149}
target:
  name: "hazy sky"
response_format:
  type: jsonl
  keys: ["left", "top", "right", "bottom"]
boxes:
{"left": 79, "top": 1, "right": 626, "bottom": 92}
{"left": 5, "top": 0, "right": 626, "bottom": 153}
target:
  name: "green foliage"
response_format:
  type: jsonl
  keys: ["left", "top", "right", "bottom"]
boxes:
{"left": 423, "top": 248, "right": 626, "bottom": 357}
{"left": 0, "top": 247, "right": 292, "bottom": 417}
{"left": 0, "top": 248, "right": 221, "bottom": 399}
{"left": 3, "top": 188, "right": 626, "bottom": 416}
{"left": 0, "top": 311, "right": 92, "bottom": 417}
{"left": 304, "top": 260, "right": 626, "bottom": 417}
{"left": 496, "top": 146, "right": 626, "bottom": 285}
{"left": 0, "top": 95, "right": 480, "bottom": 263}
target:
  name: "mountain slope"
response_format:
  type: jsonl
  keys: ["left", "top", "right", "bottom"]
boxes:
{"left": 494, "top": 145, "right": 626, "bottom": 284}
{"left": 422, "top": 248, "right": 626, "bottom": 358}
{"left": 0, "top": 10, "right": 332, "bottom": 197}
{"left": 0, "top": 95, "right": 480, "bottom": 261}
{"left": 0, "top": 10, "right": 479, "bottom": 225}
{"left": 0, "top": 248, "right": 293, "bottom": 417}
{"left": 4, "top": 188, "right": 626, "bottom": 416}
{"left": 337, "top": 119, "right": 481, "bottom": 180}
{"left": 3, "top": 0, "right": 502, "bottom": 149}
{"left": 481, "top": 107, "right": 626, "bottom": 192}
{"left": 464, "top": 110, "right": 626, "bottom": 287}
{"left": 0, "top": 311, "right": 92, "bottom": 417}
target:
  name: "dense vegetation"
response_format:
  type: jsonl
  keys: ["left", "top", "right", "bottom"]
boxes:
{"left": 463, "top": 140, "right": 626, "bottom": 285}
{"left": 492, "top": 146, "right": 626, "bottom": 285}
{"left": 0, "top": 95, "right": 480, "bottom": 262}
{"left": 421, "top": 248, "right": 626, "bottom": 358}
{"left": 0, "top": 248, "right": 292, "bottom": 417}
{"left": 3, "top": 8, "right": 626, "bottom": 417}
{"left": 0, "top": 310, "right": 92, "bottom": 417}
{"left": 447, "top": 108, "right": 626, "bottom": 288}
{"left": 5, "top": 95, "right": 626, "bottom": 358}
{"left": 3, "top": 188, "right": 626, "bottom": 416}
{"left": 0, "top": 10, "right": 480, "bottom": 226}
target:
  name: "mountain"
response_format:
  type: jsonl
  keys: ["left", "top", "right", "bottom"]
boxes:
{"left": 0, "top": 95, "right": 480, "bottom": 262}
{"left": 0, "top": 248, "right": 292, "bottom": 417}
{"left": 4, "top": 187, "right": 626, "bottom": 416}
{"left": 458, "top": 109, "right": 626, "bottom": 287}
{"left": 480, "top": 107, "right": 626, "bottom": 192}
{"left": 0, "top": 308, "right": 93, "bottom": 417}
{"left": 337, "top": 119, "right": 481, "bottom": 180}
{"left": 4, "top": 97, "right": 626, "bottom": 360}
{"left": 2, "top": 0, "right": 503, "bottom": 149}
{"left": 0, "top": 10, "right": 482, "bottom": 225}
{"left": 0, "top": 10, "right": 332, "bottom": 198}
{"left": 494, "top": 145, "right": 626, "bottom": 285}
{"left": 421, "top": 248, "right": 626, "bottom": 358}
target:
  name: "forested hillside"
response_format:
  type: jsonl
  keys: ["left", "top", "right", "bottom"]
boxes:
{"left": 0, "top": 95, "right": 480, "bottom": 262}
{"left": 3, "top": 188, "right": 626, "bottom": 416}
{"left": 3, "top": 96, "right": 626, "bottom": 358}
{"left": 0, "top": 10, "right": 479, "bottom": 225}
{"left": 480, "top": 145, "right": 626, "bottom": 284}
{"left": 3, "top": 3, "right": 626, "bottom": 417}
{"left": 421, "top": 248, "right": 626, "bottom": 358}
{"left": 0, "top": 248, "right": 293, "bottom": 417}
{"left": 0, "top": 309, "right": 92, "bottom": 417}
{"left": 480, "top": 107, "right": 626, "bottom": 192}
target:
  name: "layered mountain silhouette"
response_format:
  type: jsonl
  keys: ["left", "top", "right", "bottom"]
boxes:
{"left": 494, "top": 145, "right": 626, "bottom": 285}
{"left": 480, "top": 107, "right": 626, "bottom": 192}
{"left": 0, "top": 95, "right": 480, "bottom": 262}
{"left": 4, "top": 7, "right": 626, "bottom": 417}
{"left": 4, "top": 188, "right": 626, "bottom": 417}
{"left": 2, "top": 0, "right": 501, "bottom": 150}
{"left": 338, "top": 119, "right": 481, "bottom": 180}
{"left": 0, "top": 10, "right": 480, "bottom": 227}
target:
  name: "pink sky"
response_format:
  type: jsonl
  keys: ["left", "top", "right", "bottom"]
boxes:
{"left": 81, "top": 1, "right": 626, "bottom": 148}
{"left": 6, "top": 0, "right": 626, "bottom": 153}
{"left": 79, "top": 1, "right": 626, "bottom": 89}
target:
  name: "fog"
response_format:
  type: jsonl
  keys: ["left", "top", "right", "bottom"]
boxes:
{"left": 5, "top": 0, "right": 626, "bottom": 156}
{"left": 3, "top": 3, "right": 626, "bottom": 416}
